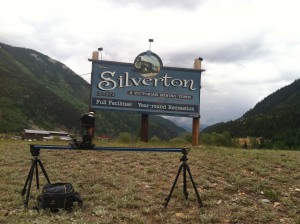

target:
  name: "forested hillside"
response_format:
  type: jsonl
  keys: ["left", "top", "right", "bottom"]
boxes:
{"left": 202, "top": 79, "right": 300, "bottom": 149}
{"left": 0, "top": 42, "right": 186, "bottom": 140}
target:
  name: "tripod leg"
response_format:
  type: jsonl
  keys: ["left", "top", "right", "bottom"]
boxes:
{"left": 183, "top": 164, "right": 188, "bottom": 199}
{"left": 186, "top": 164, "right": 203, "bottom": 207}
{"left": 164, "top": 164, "right": 183, "bottom": 208}
{"left": 21, "top": 160, "right": 35, "bottom": 196}
{"left": 24, "top": 160, "right": 36, "bottom": 207}
{"left": 37, "top": 159, "right": 51, "bottom": 183}
{"left": 35, "top": 161, "right": 39, "bottom": 189}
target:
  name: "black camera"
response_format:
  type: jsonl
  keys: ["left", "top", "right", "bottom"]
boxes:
{"left": 81, "top": 112, "right": 95, "bottom": 148}
{"left": 80, "top": 112, "right": 95, "bottom": 127}
{"left": 71, "top": 112, "right": 95, "bottom": 149}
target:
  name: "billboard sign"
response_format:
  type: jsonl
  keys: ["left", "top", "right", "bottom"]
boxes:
{"left": 90, "top": 51, "right": 202, "bottom": 117}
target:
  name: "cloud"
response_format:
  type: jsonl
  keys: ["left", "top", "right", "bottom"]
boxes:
{"left": 107, "top": 0, "right": 203, "bottom": 10}
{"left": 203, "top": 37, "right": 271, "bottom": 63}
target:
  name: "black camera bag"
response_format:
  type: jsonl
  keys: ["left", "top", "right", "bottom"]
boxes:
{"left": 37, "top": 183, "right": 82, "bottom": 212}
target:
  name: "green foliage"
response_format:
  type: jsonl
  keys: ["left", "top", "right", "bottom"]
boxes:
{"left": 148, "top": 115, "right": 186, "bottom": 141}
{"left": 203, "top": 79, "right": 300, "bottom": 150}
{"left": 0, "top": 43, "right": 89, "bottom": 133}
{"left": 201, "top": 131, "right": 232, "bottom": 147}
{"left": 117, "top": 132, "right": 133, "bottom": 143}
{"left": 169, "top": 136, "right": 187, "bottom": 145}
{"left": 183, "top": 132, "right": 193, "bottom": 143}
{"left": 149, "top": 135, "right": 161, "bottom": 143}
{"left": 264, "top": 189, "right": 279, "bottom": 202}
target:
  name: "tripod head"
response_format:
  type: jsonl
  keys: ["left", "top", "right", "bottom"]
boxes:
{"left": 180, "top": 148, "right": 190, "bottom": 162}
{"left": 181, "top": 148, "right": 190, "bottom": 155}
{"left": 30, "top": 144, "right": 40, "bottom": 157}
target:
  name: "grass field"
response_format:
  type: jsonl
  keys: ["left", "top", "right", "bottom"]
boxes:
{"left": 0, "top": 140, "right": 299, "bottom": 224}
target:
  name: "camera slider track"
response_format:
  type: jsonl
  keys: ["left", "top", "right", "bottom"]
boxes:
{"left": 22, "top": 144, "right": 203, "bottom": 208}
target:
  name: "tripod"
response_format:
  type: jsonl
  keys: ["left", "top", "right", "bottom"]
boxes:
{"left": 21, "top": 148, "right": 50, "bottom": 207}
{"left": 164, "top": 149, "right": 203, "bottom": 208}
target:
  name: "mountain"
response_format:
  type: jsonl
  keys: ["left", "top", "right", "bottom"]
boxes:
{"left": 202, "top": 79, "right": 300, "bottom": 149}
{"left": 0, "top": 42, "right": 186, "bottom": 140}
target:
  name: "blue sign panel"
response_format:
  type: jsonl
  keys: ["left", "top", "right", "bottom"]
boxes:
{"left": 90, "top": 54, "right": 202, "bottom": 117}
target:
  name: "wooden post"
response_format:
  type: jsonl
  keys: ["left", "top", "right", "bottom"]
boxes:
{"left": 192, "top": 117, "right": 200, "bottom": 146}
{"left": 141, "top": 114, "right": 149, "bottom": 142}
{"left": 89, "top": 51, "right": 99, "bottom": 139}
{"left": 92, "top": 51, "right": 99, "bottom": 60}
{"left": 192, "top": 58, "right": 203, "bottom": 146}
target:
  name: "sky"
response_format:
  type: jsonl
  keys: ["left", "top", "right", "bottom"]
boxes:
{"left": 1, "top": 0, "right": 300, "bottom": 129}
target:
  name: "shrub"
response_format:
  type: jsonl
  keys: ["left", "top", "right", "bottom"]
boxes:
{"left": 201, "top": 131, "right": 232, "bottom": 147}
{"left": 183, "top": 132, "right": 193, "bottom": 143}
{"left": 117, "top": 132, "right": 133, "bottom": 143}
{"left": 149, "top": 135, "right": 161, "bottom": 143}
{"left": 169, "top": 137, "right": 187, "bottom": 145}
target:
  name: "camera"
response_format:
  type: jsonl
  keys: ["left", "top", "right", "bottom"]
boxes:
{"left": 80, "top": 112, "right": 95, "bottom": 148}
{"left": 70, "top": 112, "right": 95, "bottom": 149}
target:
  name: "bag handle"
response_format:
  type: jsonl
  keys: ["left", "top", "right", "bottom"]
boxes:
{"left": 73, "top": 192, "right": 83, "bottom": 207}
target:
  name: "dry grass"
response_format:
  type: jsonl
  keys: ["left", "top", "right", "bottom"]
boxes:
{"left": 0, "top": 140, "right": 299, "bottom": 223}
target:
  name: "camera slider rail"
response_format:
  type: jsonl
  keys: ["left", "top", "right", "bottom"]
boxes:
{"left": 29, "top": 144, "right": 186, "bottom": 156}
{"left": 23, "top": 144, "right": 203, "bottom": 208}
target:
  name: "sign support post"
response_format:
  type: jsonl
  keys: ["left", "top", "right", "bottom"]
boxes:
{"left": 192, "top": 58, "right": 203, "bottom": 146}
{"left": 90, "top": 51, "right": 100, "bottom": 139}
{"left": 192, "top": 117, "right": 200, "bottom": 146}
{"left": 141, "top": 114, "right": 149, "bottom": 142}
